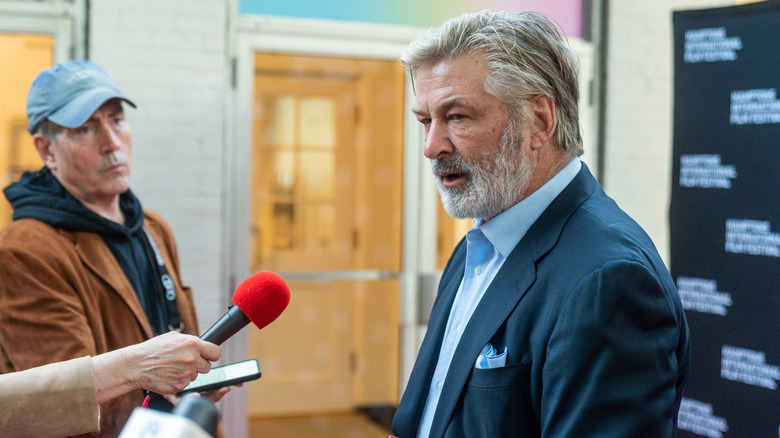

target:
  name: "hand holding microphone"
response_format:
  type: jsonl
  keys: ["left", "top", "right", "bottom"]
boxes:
{"left": 121, "top": 272, "right": 291, "bottom": 437}
{"left": 92, "top": 332, "right": 221, "bottom": 404}
{"left": 140, "top": 272, "right": 288, "bottom": 404}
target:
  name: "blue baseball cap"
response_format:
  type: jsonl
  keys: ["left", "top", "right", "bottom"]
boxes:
{"left": 26, "top": 59, "right": 136, "bottom": 134}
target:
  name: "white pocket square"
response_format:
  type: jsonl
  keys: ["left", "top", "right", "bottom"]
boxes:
{"left": 475, "top": 343, "right": 507, "bottom": 369}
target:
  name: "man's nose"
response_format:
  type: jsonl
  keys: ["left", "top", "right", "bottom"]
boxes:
{"left": 98, "top": 123, "right": 122, "bottom": 153}
{"left": 423, "top": 120, "right": 453, "bottom": 160}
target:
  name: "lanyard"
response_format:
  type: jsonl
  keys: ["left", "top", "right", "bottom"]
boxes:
{"left": 141, "top": 227, "right": 183, "bottom": 332}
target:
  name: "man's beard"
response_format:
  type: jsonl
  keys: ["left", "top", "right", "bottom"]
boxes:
{"left": 431, "top": 120, "right": 536, "bottom": 220}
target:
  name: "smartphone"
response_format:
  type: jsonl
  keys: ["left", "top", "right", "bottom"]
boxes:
{"left": 179, "top": 359, "right": 261, "bottom": 394}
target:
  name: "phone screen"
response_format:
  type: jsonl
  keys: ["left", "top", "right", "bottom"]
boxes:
{"left": 180, "top": 359, "right": 261, "bottom": 394}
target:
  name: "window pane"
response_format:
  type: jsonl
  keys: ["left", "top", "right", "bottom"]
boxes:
{"left": 269, "top": 203, "right": 294, "bottom": 250}
{"left": 258, "top": 150, "right": 295, "bottom": 197}
{"left": 299, "top": 151, "right": 334, "bottom": 200}
{"left": 260, "top": 95, "right": 296, "bottom": 146}
{"left": 300, "top": 202, "right": 335, "bottom": 252}
{"left": 299, "top": 97, "right": 335, "bottom": 148}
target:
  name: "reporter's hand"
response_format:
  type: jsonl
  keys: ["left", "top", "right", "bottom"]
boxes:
{"left": 130, "top": 332, "right": 221, "bottom": 394}
{"left": 201, "top": 385, "right": 232, "bottom": 403}
{"left": 164, "top": 386, "right": 232, "bottom": 407}
{"left": 92, "top": 332, "right": 221, "bottom": 403}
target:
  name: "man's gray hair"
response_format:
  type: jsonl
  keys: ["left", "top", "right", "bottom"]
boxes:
{"left": 37, "top": 119, "right": 62, "bottom": 145}
{"left": 401, "top": 9, "right": 583, "bottom": 156}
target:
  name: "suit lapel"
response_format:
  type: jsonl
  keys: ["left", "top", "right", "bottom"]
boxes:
{"left": 429, "top": 240, "right": 536, "bottom": 438}
{"left": 73, "top": 231, "right": 154, "bottom": 338}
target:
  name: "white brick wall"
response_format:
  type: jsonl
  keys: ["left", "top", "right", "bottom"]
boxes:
{"left": 89, "top": 0, "right": 229, "bottom": 329}
{"left": 603, "top": 0, "right": 734, "bottom": 265}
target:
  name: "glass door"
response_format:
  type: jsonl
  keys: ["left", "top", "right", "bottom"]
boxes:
{"left": 247, "top": 52, "right": 405, "bottom": 417}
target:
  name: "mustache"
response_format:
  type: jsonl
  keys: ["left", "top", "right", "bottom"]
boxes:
{"left": 102, "top": 152, "right": 129, "bottom": 169}
{"left": 431, "top": 152, "right": 471, "bottom": 176}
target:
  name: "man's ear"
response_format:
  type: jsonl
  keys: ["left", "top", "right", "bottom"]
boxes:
{"left": 528, "top": 94, "right": 556, "bottom": 151}
{"left": 32, "top": 134, "right": 56, "bottom": 170}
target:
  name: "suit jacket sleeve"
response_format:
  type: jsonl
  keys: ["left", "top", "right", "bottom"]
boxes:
{"left": 0, "top": 356, "right": 100, "bottom": 437}
{"left": 541, "top": 260, "right": 684, "bottom": 437}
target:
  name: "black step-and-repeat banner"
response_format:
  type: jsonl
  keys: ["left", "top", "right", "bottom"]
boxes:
{"left": 672, "top": 2, "right": 780, "bottom": 437}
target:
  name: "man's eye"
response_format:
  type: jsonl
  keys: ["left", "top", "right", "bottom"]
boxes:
{"left": 450, "top": 114, "right": 466, "bottom": 121}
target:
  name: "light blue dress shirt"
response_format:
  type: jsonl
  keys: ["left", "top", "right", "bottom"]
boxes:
{"left": 416, "top": 157, "right": 582, "bottom": 438}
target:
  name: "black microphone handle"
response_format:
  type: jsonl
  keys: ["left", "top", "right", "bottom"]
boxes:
{"left": 200, "top": 305, "right": 251, "bottom": 345}
{"left": 173, "top": 394, "right": 219, "bottom": 437}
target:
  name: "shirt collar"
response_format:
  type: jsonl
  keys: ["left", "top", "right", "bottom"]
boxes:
{"left": 479, "top": 157, "right": 582, "bottom": 257}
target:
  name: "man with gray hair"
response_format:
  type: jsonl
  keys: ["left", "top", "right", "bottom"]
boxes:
{"left": 392, "top": 10, "right": 690, "bottom": 437}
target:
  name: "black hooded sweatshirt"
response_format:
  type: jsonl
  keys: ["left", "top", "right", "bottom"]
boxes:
{"left": 3, "top": 167, "right": 170, "bottom": 335}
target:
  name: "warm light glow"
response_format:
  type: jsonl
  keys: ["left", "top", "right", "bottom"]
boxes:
{"left": 248, "top": 52, "right": 404, "bottom": 418}
{"left": 0, "top": 33, "right": 54, "bottom": 230}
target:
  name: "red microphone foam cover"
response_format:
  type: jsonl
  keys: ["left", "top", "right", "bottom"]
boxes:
{"left": 231, "top": 271, "right": 290, "bottom": 330}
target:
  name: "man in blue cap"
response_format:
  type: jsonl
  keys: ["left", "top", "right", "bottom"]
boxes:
{"left": 0, "top": 60, "right": 224, "bottom": 437}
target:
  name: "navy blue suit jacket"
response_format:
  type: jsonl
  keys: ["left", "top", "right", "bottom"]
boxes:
{"left": 393, "top": 163, "right": 691, "bottom": 438}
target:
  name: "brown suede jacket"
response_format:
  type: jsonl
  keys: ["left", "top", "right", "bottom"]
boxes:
{"left": 0, "top": 210, "right": 200, "bottom": 437}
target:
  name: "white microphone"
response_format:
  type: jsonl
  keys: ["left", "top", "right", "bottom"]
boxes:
{"left": 119, "top": 394, "right": 218, "bottom": 438}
